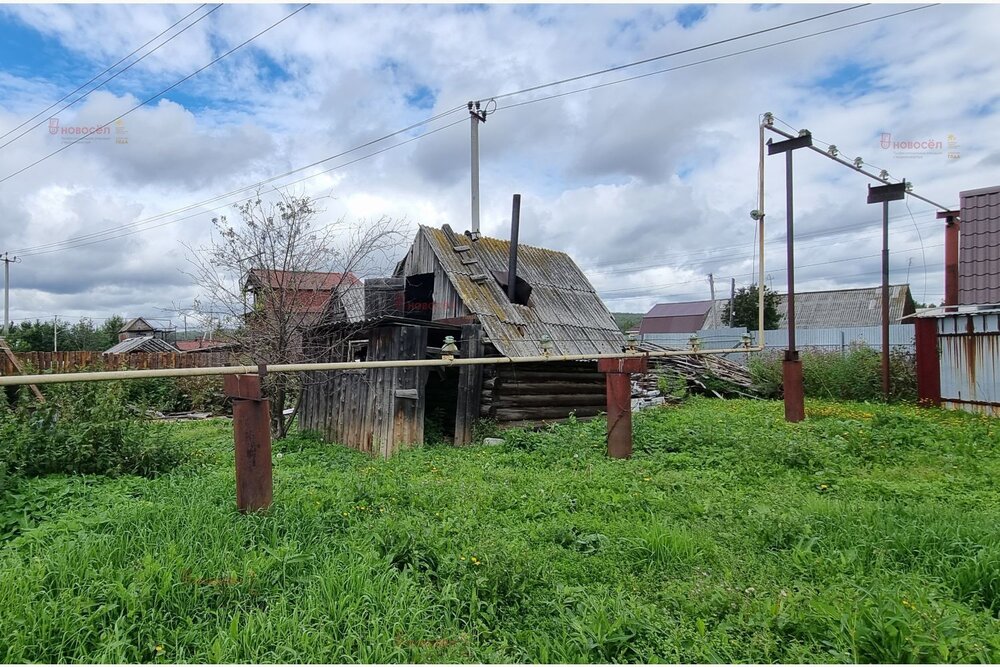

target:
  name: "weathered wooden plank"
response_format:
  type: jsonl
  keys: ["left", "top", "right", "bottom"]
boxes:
{"left": 493, "top": 405, "right": 605, "bottom": 422}
{"left": 493, "top": 393, "right": 608, "bottom": 408}
{"left": 454, "top": 323, "right": 483, "bottom": 446}
{"left": 491, "top": 381, "right": 606, "bottom": 395}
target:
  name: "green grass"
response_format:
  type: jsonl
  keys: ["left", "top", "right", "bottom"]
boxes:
{"left": 2, "top": 399, "right": 999, "bottom": 662}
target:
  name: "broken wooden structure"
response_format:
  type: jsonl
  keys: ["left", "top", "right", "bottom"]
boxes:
{"left": 300, "top": 223, "right": 628, "bottom": 457}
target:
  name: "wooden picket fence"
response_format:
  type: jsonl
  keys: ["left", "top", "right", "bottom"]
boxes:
{"left": 1, "top": 350, "right": 237, "bottom": 376}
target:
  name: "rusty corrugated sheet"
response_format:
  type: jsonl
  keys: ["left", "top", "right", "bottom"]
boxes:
{"left": 416, "top": 225, "right": 624, "bottom": 357}
{"left": 959, "top": 185, "right": 1000, "bottom": 306}
{"left": 938, "top": 312, "right": 1000, "bottom": 416}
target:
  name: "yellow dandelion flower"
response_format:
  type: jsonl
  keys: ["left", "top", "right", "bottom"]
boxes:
{"left": 155, "top": 645, "right": 164, "bottom": 654}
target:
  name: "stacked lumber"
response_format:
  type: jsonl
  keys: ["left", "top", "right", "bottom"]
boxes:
{"left": 636, "top": 342, "right": 757, "bottom": 400}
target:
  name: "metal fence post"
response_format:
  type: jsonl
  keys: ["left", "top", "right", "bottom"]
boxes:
{"left": 224, "top": 374, "right": 273, "bottom": 512}
{"left": 599, "top": 356, "right": 648, "bottom": 459}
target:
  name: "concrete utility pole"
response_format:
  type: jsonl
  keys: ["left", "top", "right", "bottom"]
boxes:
{"left": 767, "top": 130, "right": 813, "bottom": 423}
{"left": 867, "top": 181, "right": 907, "bottom": 400}
{"left": 707, "top": 273, "right": 717, "bottom": 328}
{"left": 53, "top": 315, "right": 58, "bottom": 352}
{"left": 2, "top": 253, "right": 20, "bottom": 337}
{"left": 468, "top": 101, "right": 487, "bottom": 241}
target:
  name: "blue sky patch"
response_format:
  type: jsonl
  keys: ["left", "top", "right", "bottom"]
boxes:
{"left": 405, "top": 84, "right": 436, "bottom": 111}
{"left": 813, "top": 61, "right": 886, "bottom": 99}
{"left": 675, "top": 5, "right": 709, "bottom": 28}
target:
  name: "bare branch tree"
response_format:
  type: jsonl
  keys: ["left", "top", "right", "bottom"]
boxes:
{"left": 183, "top": 189, "right": 409, "bottom": 438}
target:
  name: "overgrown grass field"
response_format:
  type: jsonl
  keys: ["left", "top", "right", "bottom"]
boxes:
{"left": 2, "top": 399, "right": 999, "bottom": 662}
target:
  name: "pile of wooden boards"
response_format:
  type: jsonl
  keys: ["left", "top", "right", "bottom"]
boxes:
{"left": 636, "top": 342, "right": 757, "bottom": 400}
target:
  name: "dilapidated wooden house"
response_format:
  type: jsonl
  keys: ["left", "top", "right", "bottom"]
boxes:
{"left": 299, "top": 224, "right": 625, "bottom": 456}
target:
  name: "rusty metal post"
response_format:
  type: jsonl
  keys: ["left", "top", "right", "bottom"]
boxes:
{"left": 599, "top": 356, "right": 647, "bottom": 459}
{"left": 224, "top": 374, "right": 273, "bottom": 512}
{"left": 767, "top": 132, "right": 812, "bottom": 423}
{"left": 867, "top": 181, "right": 907, "bottom": 401}
{"left": 939, "top": 210, "right": 961, "bottom": 311}
{"left": 914, "top": 317, "right": 941, "bottom": 406}
{"left": 881, "top": 199, "right": 891, "bottom": 399}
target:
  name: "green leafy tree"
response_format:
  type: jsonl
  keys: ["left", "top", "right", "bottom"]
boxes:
{"left": 722, "top": 284, "right": 780, "bottom": 331}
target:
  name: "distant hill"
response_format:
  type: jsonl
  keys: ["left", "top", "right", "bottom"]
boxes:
{"left": 612, "top": 312, "right": 643, "bottom": 333}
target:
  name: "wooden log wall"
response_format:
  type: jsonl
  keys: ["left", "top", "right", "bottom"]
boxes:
{"left": 0, "top": 350, "right": 236, "bottom": 376}
{"left": 299, "top": 325, "right": 428, "bottom": 458}
{"left": 480, "top": 361, "right": 607, "bottom": 428}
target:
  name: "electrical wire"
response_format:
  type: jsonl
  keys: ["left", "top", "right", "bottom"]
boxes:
{"left": 480, "top": 4, "right": 870, "bottom": 102}
{"left": 0, "top": 3, "right": 310, "bottom": 186}
{"left": 14, "top": 116, "right": 468, "bottom": 257}
{"left": 6, "top": 108, "right": 466, "bottom": 256}
{"left": 598, "top": 243, "right": 943, "bottom": 297}
{"left": 2, "top": 3, "right": 937, "bottom": 257}
{"left": 493, "top": 5, "right": 938, "bottom": 113}
{"left": 0, "top": 4, "right": 221, "bottom": 153}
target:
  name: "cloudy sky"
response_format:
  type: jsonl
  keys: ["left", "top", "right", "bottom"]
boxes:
{"left": 0, "top": 1, "right": 997, "bottom": 330}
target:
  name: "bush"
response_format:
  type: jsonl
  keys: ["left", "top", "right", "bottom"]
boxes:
{"left": 749, "top": 347, "right": 916, "bottom": 402}
{"left": 0, "top": 381, "right": 183, "bottom": 478}
{"left": 125, "top": 375, "right": 229, "bottom": 414}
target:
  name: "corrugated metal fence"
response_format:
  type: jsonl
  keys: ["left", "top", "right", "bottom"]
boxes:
{"left": 641, "top": 324, "right": 916, "bottom": 360}
{"left": 1, "top": 351, "right": 236, "bottom": 376}
{"left": 937, "top": 312, "right": 1000, "bottom": 415}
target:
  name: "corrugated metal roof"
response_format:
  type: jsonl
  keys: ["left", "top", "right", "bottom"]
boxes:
{"left": 959, "top": 185, "right": 1000, "bottom": 306}
{"left": 418, "top": 225, "right": 624, "bottom": 357}
{"left": 104, "top": 336, "right": 180, "bottom": 354}
{"left": 641, "top": 284, "right": 914, "bottom": 332}
{"left": 775, "top": 284, "right": 913, "bottom": 328}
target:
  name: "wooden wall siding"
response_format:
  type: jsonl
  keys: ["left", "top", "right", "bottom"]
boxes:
{"left": 1, "top": 350, "right": 235, "bottom": 376}
{"left": 299, "top": 325, "right": 428, "bottom": 458}
{"left": 453, "top": 323, "right": 483, "bottom": 446}
{"left": 400, "top": 232, "right": 469, "bottom": 321}
{"left": 480, "top": 361, "right": 607, "bottom": 427}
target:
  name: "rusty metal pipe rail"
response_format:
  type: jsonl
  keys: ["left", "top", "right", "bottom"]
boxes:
{"left": 0, "top": 346, "right": 763, "bottom": 386}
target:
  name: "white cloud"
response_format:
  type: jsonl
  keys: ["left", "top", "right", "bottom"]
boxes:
{"left": 0, "top": 2, "right": 997, "bottom": 325}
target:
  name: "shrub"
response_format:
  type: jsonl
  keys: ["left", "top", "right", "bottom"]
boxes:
{"left": 749, "top": 347, "right": 916, "bottom": 402}
{"left": 0, "top": 381, "right": 183, "bottom": 478}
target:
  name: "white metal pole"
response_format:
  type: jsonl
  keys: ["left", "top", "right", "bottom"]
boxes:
{"left": 470, "top": 107, "right": 481, "bottom": 238}
{"left": 2, "top": 255, "right": 9, "bottom": 337}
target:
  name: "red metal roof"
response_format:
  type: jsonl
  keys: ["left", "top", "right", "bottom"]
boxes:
{"left": 248, "top": 269, "right": 360, "bottom": 290}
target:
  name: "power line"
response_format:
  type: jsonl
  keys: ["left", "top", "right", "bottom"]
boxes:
{"left": 494, "top": 5, "right": 938, "bottom": 112}
{"left": 6, "top": 110, "right": 466, "bottom": 256}
{"left": 2, "top": 4, "right": 934, "bottom": 256}
{"left": 479, "top": 4, "right": 871, "bottom": 102}
{"left": 0, "top": 4, "right": 219, "bottom": 153}
{"left": 581, "top": 210, "right": 938, "bottom": 276}
{"left": 0, "top": 3, "right": 310, "bottom": 186}
{"left": 598, "top": 243, "right": 943, "bottom": 297}
{"left": 13, "top": 116, "right": 467, "bottom": 257}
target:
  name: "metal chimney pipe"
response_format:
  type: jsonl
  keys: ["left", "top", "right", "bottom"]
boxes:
{"left": 507, "top": 194, "right": 521, "bottom": 302}
{"left": 938, "top": 210, "right": 961, "bottom": 310}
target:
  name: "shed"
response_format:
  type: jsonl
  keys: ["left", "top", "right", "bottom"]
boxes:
{"left": 104, "top": 335, "right": 180, "bottom": 354}
{"left": 915, "top": 185, "right": 1000, "bottom": 416}
{"left": 300, "top": 224, "right": 625, "bottom": 456}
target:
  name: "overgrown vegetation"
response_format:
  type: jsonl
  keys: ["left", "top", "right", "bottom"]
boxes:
{"left": 749, "top": 346, "right": 917, "bottom": 402}
{"left": 1, "top": 398, "right": 998, "bottom": 662}
{"left": 0, "top": 381, "right": 182, "bottom": 479}
{"left": 4, "top": 315, "right": 125, "bottom": 352}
